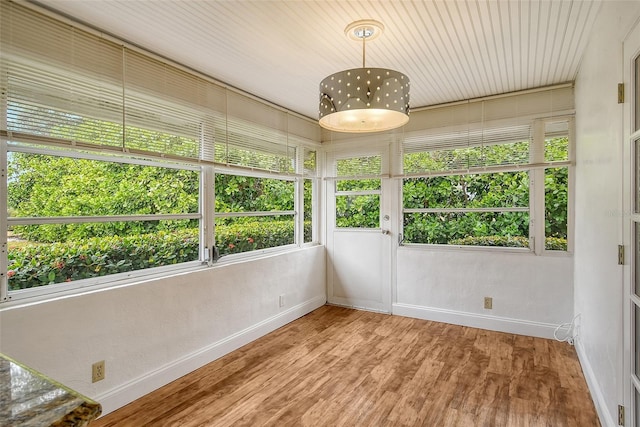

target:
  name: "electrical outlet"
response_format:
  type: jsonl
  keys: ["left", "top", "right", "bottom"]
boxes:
{"left": 279, "top": 294, "right": 285, "bottom": 308}
{"left": 484, "top": 297, "right": 493, "bottom": 310}
{"left": 92, "top": 360, "right": 105, "bottom": 383}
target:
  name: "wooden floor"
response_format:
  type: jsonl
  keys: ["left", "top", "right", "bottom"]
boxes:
{"left": 93, "top": 305, "right": 599, "bottom": 427}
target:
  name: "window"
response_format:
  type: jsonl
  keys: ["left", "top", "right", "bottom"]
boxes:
{"left": 401, "top": 119, "right": 572, "bottom": 251}
{"left": 334, "top": 155, "right": 382, "bottom": 229}
{"left": 403, "top": 172, "right": 530, "bottom": 246}
{"left": 6, "top": 148, "right": 201, "bottom": 292}
{"left": 214, "top": 173, "right": 296, "bottom": 255}
{"left": 544, "top": 121, "right": 571, "bottom": 251}
{"left": 303, "top": 148, "right": 317, "bottom": 243}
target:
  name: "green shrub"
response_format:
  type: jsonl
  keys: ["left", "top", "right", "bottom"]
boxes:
{"left": 8, "top": 230, "right": 199, "bottom": 291}
{"left": 448, "top": 235, "right": 567, "bottom": 250}
{"left": 449, "top": 236, "right": 530, "bottom": 248}
{"left": 8, "top": 220, "right": 311, "bottom": 290}
{"left": 544, "top": 237, "right": 568, "bottom": 251}
{"left": 216, "top": 220, "right": 294, "bottom": 255}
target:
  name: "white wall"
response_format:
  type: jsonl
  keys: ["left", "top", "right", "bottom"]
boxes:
{"left": 0, "top": 245, "right": 326, "bottom": 415}
{"left": 574, "top": 2, "right": 640, "bottom": 426}
{"left": 394, "top": 248, "right": 573, "bottom": 338}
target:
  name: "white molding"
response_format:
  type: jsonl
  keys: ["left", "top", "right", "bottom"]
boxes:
{"left": 95, "top": 294, "right": 326, "bottom": 416}
{"left": 392, "top": 303, "right": 570, "bottom": 340}
{"left": 575, "top": 338, "right": 617, "bottom": 427}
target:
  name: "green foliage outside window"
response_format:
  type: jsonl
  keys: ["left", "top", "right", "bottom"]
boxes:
{"left": 8, "top": 153, "right": 199, "bottom": 241}
{"left": 402, "top": 137, "right": 569, "bottom": 249}
{"left": 8, "top": 219, "right": 311, "bottom": 290}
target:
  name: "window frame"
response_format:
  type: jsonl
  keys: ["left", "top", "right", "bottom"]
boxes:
{"left": 399, "top": 117, "right": 573, "bottom": 254}
{"left": 1, "top": 141, "right": 319, "bottom": 304}
{"left": 3, "top": 141, "right": 204, "bottom": 301}
{"left": 212, "top": 167, "right": 298, "bottom": 258}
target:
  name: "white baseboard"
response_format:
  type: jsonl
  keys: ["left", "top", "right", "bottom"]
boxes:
{"left": 574, "top": 339, "right": 616, "bottom": 427}
{"left": 96, "top": 294, "right": 326, "bottom": 416}
{"left": 392, "top": 303, "right": 570, "bottom": 340}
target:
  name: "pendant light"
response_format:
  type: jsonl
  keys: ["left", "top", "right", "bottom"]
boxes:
{"left": 319, "top": 20, "right": 410, "bottom": 133}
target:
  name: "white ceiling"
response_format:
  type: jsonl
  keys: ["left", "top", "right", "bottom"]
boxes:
{"left": 34, "top": 0, "right": 602, "bottom": 121}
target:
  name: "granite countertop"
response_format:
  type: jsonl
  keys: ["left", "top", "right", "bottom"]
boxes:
{"left": 0, "top": 353, "right": 101, "bottom": 426}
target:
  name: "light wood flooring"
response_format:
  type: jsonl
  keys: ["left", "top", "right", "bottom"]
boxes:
{"left": 93, "top": 305, "right": 599, "bottom": 427}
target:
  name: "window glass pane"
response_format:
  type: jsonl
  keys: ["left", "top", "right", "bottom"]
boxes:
{"left": 403, "top": 172, "right": 529, "bottom": 209}
{"left": 215, "top": 216, "right": 294, "bottom": 255}
{"left": 214, "top": 173, "right": 295, "bottom": 255}
{"left": 545, "top": 137, "right": 569, "bottom": 162}
{"left": 7, "top": 220, "right": 199, "bottom": 291}
{"left": 304, "top": 149, "right": 317, "bottom": 176}
{"left": 336, "top": 179, "right": 381, "bottom": 192}
{"left": 545, "top": 167, "right": 568, "bottom": 251}
{"left": 214, "top": 175, "right": 294, "bottom": 213}
{"left": 636, "top": 139, "right": 640, "bottom": 214}
{"left": 8, "top": 152, "right": 199, "bottom": 218}
{"left": 304, "top": 179, "right": 313, "bottom": 243}
{"left": 403, "top": 212, "right": 529, "bottom": 247}
{"left": 336, "top": 155, "right": 381, "bottom": 177}
{"left": 336, "top": 195, "right": 380, "bottom": 228}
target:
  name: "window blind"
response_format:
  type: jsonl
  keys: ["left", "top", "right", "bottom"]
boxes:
{"left": 336, "top": 155, "right": 382, "bottom": 177}
{"left": 1, "top": 1, "right": 318, "bottom": 168}
{"left": 215, "top": 91, "right": 295, "bottom": 174}
{"left": 403, "top": 123, "right": 532, "bottom": 174}
{"left": 1, "top": 1, "right": 124, "bottom": 148}
{"left": 123, "top": 49, "right": 224, "bottom": 162}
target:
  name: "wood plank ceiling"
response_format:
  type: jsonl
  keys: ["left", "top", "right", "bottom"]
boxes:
{"left": 34, "top": 0, "right": 601, "bottom": 120}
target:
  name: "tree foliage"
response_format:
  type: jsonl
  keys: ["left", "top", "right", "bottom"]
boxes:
{"left": 8, "top": 153, "right": 199, "bottom": 241}
{"left": 399, "top": 137, "right": 568, "bottom": 249}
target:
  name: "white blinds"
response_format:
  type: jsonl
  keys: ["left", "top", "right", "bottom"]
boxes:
{"left": 403, "top": 123, "right": 532, "bottom": 173}
{"left": 1, "top": 2, "right": 124, "bottom": 149}
{"left": 0, "top": 1, "right": 317, "bottom": 171}
{"left": 336, "top": 155, "right": 382, "bottom": 177}
{"left": 403, "top": 124, "right": 531, "bottom": 153}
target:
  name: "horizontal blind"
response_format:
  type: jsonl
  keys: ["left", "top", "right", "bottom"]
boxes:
{"left": 1, "top": 1, "right": 319, "bottom": 166}
{"left": 336, "top": 155, "right": 382, "bottom": 177}
{"left": 403, "top": 123, "right": 531, "bottom": 173}
{"left": 1, "top": 1, "right": 124, "bottom": 148}
{"left": 124, "top": 49, "right": 226, "bottom": 161}
{"left": 217, "top": 91, "right": 295, "bottom": 173}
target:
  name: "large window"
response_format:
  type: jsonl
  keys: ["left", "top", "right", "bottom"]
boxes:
{"left": 401, "top": 119, "right": 572, "bottom": 251}
{"left": 0, "top": 2, "right": 318, "bottom": 302}
{"left": 403, "top": 172, "right": 530, "bottom": 246}
{"left": 6, "top": 148, "right": 201, "bottom": 292}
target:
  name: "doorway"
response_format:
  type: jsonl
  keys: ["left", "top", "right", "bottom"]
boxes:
{"left": 325, "top": 148, "right": 393, "bottom": 312}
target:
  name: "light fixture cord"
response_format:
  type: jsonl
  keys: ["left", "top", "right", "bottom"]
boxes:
{"left": 362, "top": 30, "right": 366, "bottom": 68}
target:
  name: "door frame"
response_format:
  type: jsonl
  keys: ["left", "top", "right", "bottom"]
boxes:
{"left": 324, "top": 141, "right": 394, "bottom": 313}
{"left": 623, "top": 19, "right": 640, "bottom": 427}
